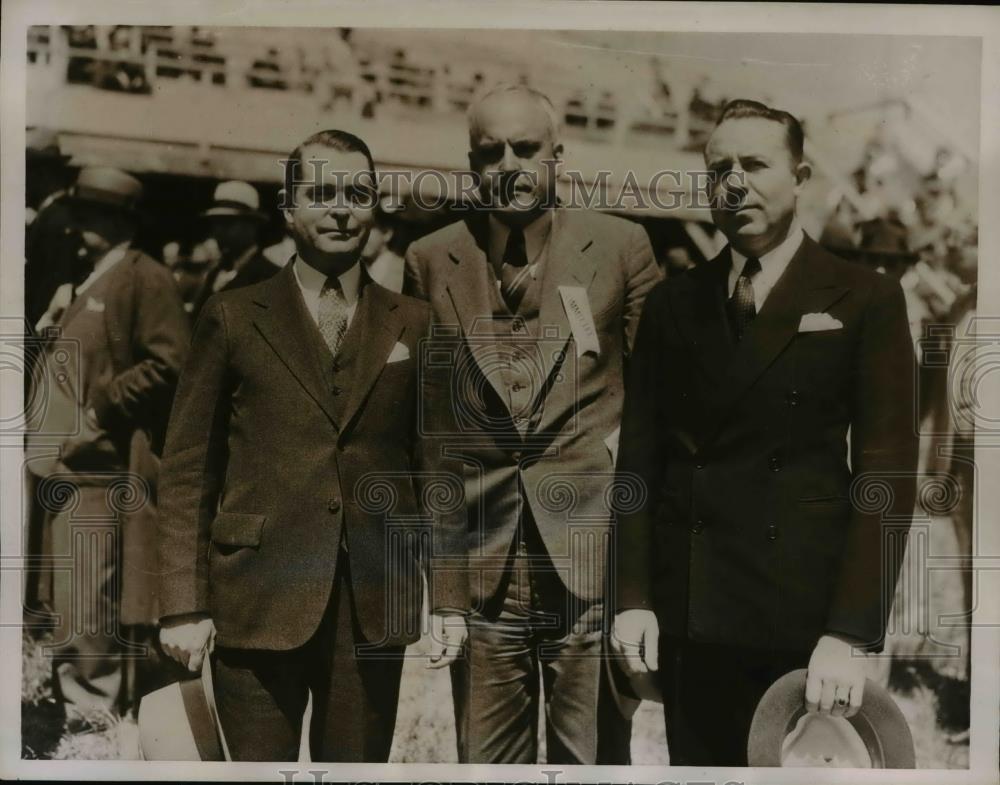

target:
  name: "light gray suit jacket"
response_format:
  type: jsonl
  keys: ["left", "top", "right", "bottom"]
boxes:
{"left": 405, "top": 207, "right": 660, "bottom": 608}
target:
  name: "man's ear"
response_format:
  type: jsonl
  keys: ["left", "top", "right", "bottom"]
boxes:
{"left": 794, "top": 161, "right": 812, "bottom": 189}
{"left": 278, "top": 188, "right": 294, "bottom": 227}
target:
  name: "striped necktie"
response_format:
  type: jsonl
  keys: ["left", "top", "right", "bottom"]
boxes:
{"left": 728, "top": 255, "right": 761, "bottom": 342}
{"left": 317, "top": 276, "right": 349, "bottom": 356}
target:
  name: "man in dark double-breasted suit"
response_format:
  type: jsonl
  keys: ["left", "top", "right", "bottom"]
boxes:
{"left": 613, "top": 100, "right": 919, "bottom": 765}
{"left": 156, "top": 130, "right": 467, "bottom": 762}
{"left": 406, "top": 84, "right": 660, "bottom": 764}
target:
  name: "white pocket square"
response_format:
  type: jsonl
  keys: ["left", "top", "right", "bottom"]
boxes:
{"left": 386, "top": 341, "right": 410, "bottom": 363}
{"left": 85, "top": 297, "right": 106, "bottom": 313}
{"left": 798, "top": 312, "right": 842, "bottom": 332}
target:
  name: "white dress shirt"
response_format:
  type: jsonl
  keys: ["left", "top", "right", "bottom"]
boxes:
{"left": 292, "top": 254, "right": 362, "bottom": 329}
{"left": 728, "top": 223, "right": 805, "bottom": 311}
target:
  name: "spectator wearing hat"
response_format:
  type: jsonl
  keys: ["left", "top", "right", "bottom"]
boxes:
{"left": 25, "top": 166, "right": 190, "bottom": 716}
{"left": 24, "top": 128, "right": 77, "bottom": 329}
{"left": 190, "top": 180, "right": 279, "bottom": 320}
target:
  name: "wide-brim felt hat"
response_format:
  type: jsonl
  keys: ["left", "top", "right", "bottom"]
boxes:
{"left": 138, "top": 658, "right": 229, "bottom": 761}
{"left": 67, "top": 166, "right": 143, "bottom": 213}
{"left": 747, "top": 668, "right": 915, "bottom": 769}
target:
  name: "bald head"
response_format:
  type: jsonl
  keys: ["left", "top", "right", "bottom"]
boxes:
{"left": 467, "top": 84, "right": 561, "bottom": 147}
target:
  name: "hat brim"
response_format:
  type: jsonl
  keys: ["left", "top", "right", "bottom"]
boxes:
{"left": 27, "top": 149, "right": 73, "bottom": 163}
{"left": 201, "top": 207, "right": 268, "bottom": 222}
{"left": 138, "top": 665, "right": 227, "bottom": 760}
{"left": 602, "top": 638, "right": 663, "bottom": 719}
{"left": 747, "top": 669, "right": 915, "bottom": 769}
{"left": 66, "top": 192, "right": 138, "bottom": 214}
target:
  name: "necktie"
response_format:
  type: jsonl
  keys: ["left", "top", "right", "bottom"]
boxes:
{"left": 317, "top": 276, "right": 349, "bottom": 357}
{"left": 499, "top": 227, "right": 531, "bottom": 313}
{"left": 728, "top": 255, "right": 761, "bottom": 342}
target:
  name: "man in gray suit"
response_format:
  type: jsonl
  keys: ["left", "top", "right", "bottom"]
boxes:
{"left": 405, "top": 83, "right": 660, "bottom": 764}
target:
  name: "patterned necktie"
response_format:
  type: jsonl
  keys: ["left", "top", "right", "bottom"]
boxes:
{"left": 499, "top": 227, "right": 531, "bottom": 313}
{"left": 729, "top": 255, "right": 761, "bottom": 343}
{"left": 317, "top": 276, "right": 349, "bottom": 357}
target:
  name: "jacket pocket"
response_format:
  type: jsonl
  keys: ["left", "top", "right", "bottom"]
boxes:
{"left": 210, "top": 512, "right": 266, "bottom": 548}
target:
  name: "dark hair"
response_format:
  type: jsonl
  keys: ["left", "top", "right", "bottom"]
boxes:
{"left": 714, "top": 99, "right": 805, "bottom": 166}
{"left": 282, "top": 129, "right": 376, "bottom": 198}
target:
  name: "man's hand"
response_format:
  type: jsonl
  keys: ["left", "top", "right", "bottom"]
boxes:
{"left": 611, "top": 609, "right": 659, "bottom": 675}
{"left": 806, "top": 634, "right": 866, "bottom": 718}
{"left": 426, "top": 611, "right": 467, "bottom": 669}
{"left": 160, "top": 616, "right": 216, "bottom": 672}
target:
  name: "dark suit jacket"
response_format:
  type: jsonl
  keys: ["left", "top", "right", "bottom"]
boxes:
{"left": 190, "top": 249, "right": 281, "bottom": 320}
{"left": 156, "top": 263, "right": 467, "bottom": 650}
{"left": 616, "top": 235, "right": 918, "bottom": 652}
{"left": 405, "top": 208, "right": 660, "bottom": 608}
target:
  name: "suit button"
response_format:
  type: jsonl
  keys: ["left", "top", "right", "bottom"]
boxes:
{"left": 767, "top": 523, "right": 779, "bottom": 541}
{"left": 769, "top": 455, "right": 781, "bottom": 472}
{"left": 695, "top": 461, "right": 705, "bottom": 470}
{"left": 327, "top": 498, "right": 341, "bottom": 513}
{"left": 692, "top": 518, "right": 705, "bottom": 534}
{"left": 786, "top": 390, "right": 800, "bottom": 407}
{"left": 511, "top": 451, "right": 522, "bottom": 463}
{"left": 332, "top": 360, "right": 341, "bottom": 372}
{"left": 331, "top": 385, "right": 342, "bottom": 396}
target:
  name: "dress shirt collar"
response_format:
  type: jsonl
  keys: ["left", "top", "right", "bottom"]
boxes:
{"left": 729, "top": 220, "right": 805, "bottom": 292}
{"left": 293, "top": 254, "right": 362, "bottom": 307}
{"left": 487, "top": 210, "right": 553, "bottom": 271}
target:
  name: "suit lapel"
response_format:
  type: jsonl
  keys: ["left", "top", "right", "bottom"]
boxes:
{"left": 533, "top": 209, "right": 599, "bottom": 434}
{"left": 536, "top": 209, "right": 599, "bottom": 380}
{"left": 697, "top": 236, "right": 849, "bottom": 450}
{"left": 252, "top": 264, "right": 341, "bottom": 428}
{"left": 443, "top": 215, "right": 510, "bottom": 405}
{"left": 336, "top": 280, "right": 403, "bottom": 438}
{"left": 672, "top": 248, "right": 734, "bottom": 388}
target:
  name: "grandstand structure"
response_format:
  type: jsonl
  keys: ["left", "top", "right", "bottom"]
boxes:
{"left": 27, "top": 28, "right": 711, "bottom": 208}
{"left": 25, "top": 26, "right": 977, "bottom": 265}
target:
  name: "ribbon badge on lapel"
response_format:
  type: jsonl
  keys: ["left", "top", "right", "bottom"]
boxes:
{"left": 558, "top": 285, "right": 600, "bottom": 357}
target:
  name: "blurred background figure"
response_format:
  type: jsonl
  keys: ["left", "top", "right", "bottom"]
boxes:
{"left": 361, "top": 184, "right": 411, "bottom": 293}
{"left": 24, "top": 166, "right": 189, "bottom": 720}
{"left": 24, "top": 128, "right": 77, "bottom": 330}
{"left": 189, "top": 181, "right": 279, "bottom": 319}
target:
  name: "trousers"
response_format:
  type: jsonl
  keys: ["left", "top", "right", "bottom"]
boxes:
{"left": 450, "top": 532, "right": 630, "bottom": 764}
{"left": 659, "top": 637, "right": 810, "bottom": 766}
{"left": 212, "top": 549, "right": 405, "bottom": 762}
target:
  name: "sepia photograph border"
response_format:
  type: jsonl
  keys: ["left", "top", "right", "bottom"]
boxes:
{"left": 2, "top": 1, "right": 999, "bottom": 783}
